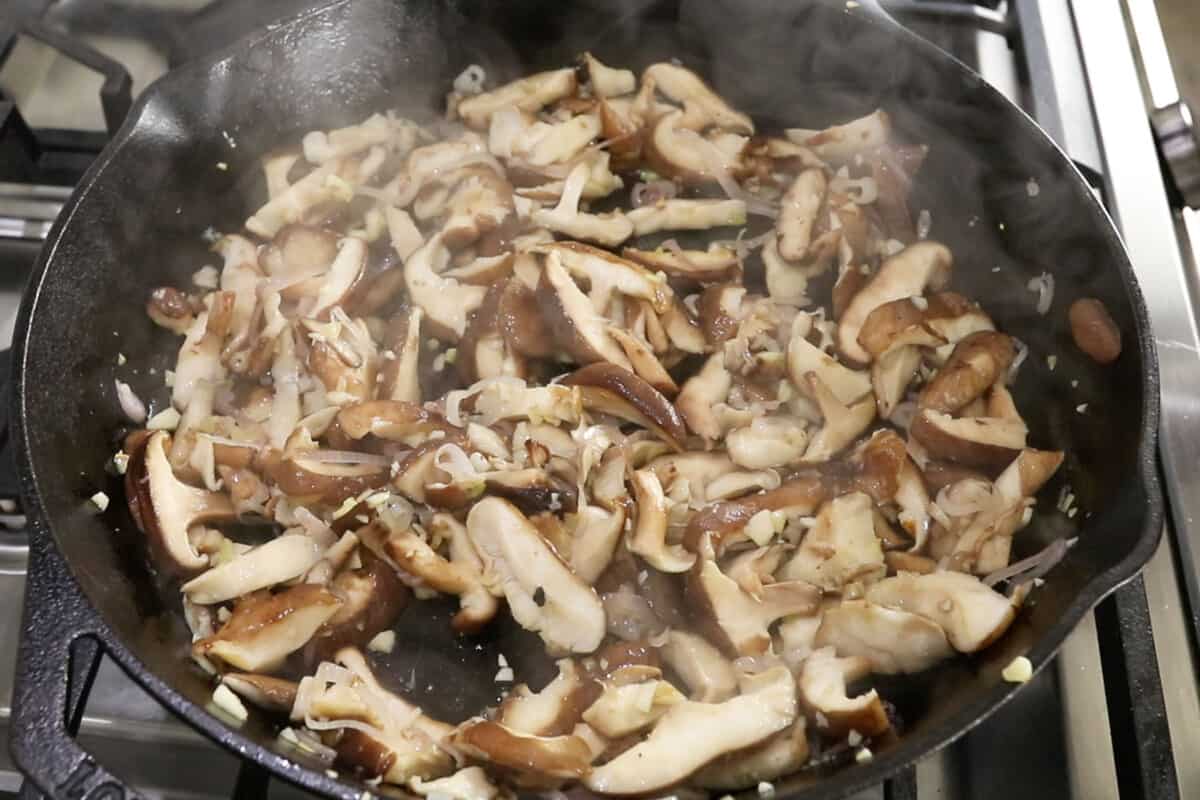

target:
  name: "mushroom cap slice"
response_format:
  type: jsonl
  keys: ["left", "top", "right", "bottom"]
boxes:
{"left": 384, "top": 524, "right": 499, "bottom": 634}
{"left": 538, "top": 241, "right": 671, "bottom": 313}
{"left": 449, "top": 720, "right": 593, "bottom": 787}
{"left": 687, "top": 557, "right": 822, "bottom": 657}
{"left": 562, "top": 363, "right": 688, "bottom": 451}
{"left": 497, "top": 659, "right": 600, "bottom": 737}
{"left": 865, "top": 571, "right": 1016, "bottom": 653}
{"left": 580, "top": 678, "right": 685, "bottom": 738}
{"left": 910, "top": 409, "right": 1028, "bottom": 472}
{"left": 786, "top": 109, "right": 890, "bottom": 164}
{"left": 779, "top": 491, "right": 885, "bottom": 591}
{"left": 127, "top": 430, "right": 235, "bottom": 576}
{"left": 306, "top": 549, "right": 410, "bottom": 663}
{"left": 815, "top": 599, "right": 954, "bottom": 674}
{"left": 856, "top": 292, "right": 978, "bottom": 358}
{"left": 608, "top": 327, "right": 678, "bottom": 397}
{"left": 682, "top": 473, "right": 828, "bottom": 555}
{"left": 628, "top": 470, "right": 695, "bottom": 573}
{"left": 920, "top": 331, "right": 1016, "bottom": 414}
{"left": 801, "top": 372, "right": 876, "bottom": 463}
{"left": 467, "top": 498, "right": 606, "bottom": 654}
{"left": 583, "top": 53, "right": 636, "bottom": 98}
{"left": 659, "top": 629, "right": 739, "bottom": 703}
{"left": 182, "top": 534, "right": 323, "bottom": 605}
{"left": 675, "top": 353, "right": 733, "bottom": 443}
{"left": 642, "top": 63, "right": 754, "bottom": 134}
{"left": 726, "top": 416, "right": 810, "bottom": 470}
{"left": 643, "top": 109, "right": 742, "bottom": 185}
{"left": 626, "top": 199, "right": 747, "bottom": 236}
{"left": 569, "top": 505, "right": 627, "bottom": 585}
{"left": 778, "top": 168, "right": 828, "bottom": 262}
{"left": 583, "top": 666, "right": 796, "bottom": 795}
{"left": 536, "top": 250, "right": 632, "bottom": 370}
{"left": 337, "top": 400, "right": 454, "bottom": 442}
{"left": 194, "top": 584, "right": 342, "bottom": 672}
{"left": 787, "top": 330, "right": 872, "bottom": 406}
{"left": 221, "top": 673, "right": 299, "bottom": 713}
{"left": 457, "top": 68, "right": 577, "bottom": 129}
{"left": 837, "top": 241, "right": 953, "bottom": 364}
{"left": 622, "top": 243, "right": 740, "bottom": 285}
{"left": 693, "top": 720, "right": 809, "bottom": 791}
{"left": 797, "top": 646, "right": 890, "bottom": 737}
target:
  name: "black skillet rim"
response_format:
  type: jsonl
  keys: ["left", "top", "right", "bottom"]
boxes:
{"left": 10, "top": 1, "right": 1165, "bottom": 798}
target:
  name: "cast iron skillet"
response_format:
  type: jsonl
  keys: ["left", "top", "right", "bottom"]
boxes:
{"left": 8, "top": 0, "right": 1162, "bottom": 798}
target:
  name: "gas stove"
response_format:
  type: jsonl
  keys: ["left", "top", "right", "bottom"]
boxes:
{"left": 1, "top": 2, "right": 1199, "bottom": 799}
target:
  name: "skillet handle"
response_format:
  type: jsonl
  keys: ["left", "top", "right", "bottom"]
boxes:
{"left": 10, "top": 529, "right": 144, "bottom": 800}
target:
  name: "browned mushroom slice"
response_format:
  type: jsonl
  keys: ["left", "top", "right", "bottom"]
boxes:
{"left": 627, "top": 199, "right": 747, "bottom": 236}
{"left": 537, "top": 250, "right": 632, "bottom": 370}
{"left": 642, "top": 63, "right": 754, "bottom": 134}
{"left": 146, "top": 286, "right": 199, "bottom": 335}
{"left": 659, "top": 629, "right": 738, "bottom": 702}
{"left": 374, "top": 306, "right": 423, "bottom": 404}
{"left": 682, "top": 473, "right": 828, "bottom": 555}
{"left": 267, "top": 454, "right": 390, "bottom": 506}
{"left": 837, "top": 241, "right": 953, "bottom": 364}
{"left": 687, "top": 557, "right": 821, "bottom": 657}
{"left": 919, "top": 331, "right": 1016, "bottom": 413}
{"left": 562, "top": 363, "right": 688, "bottom": 451}
{"left": 497, "top": 659, "right": 601, "bottom": 737}
{"left": 786, "top": 109, "right": 890, "bottom": 164}
{"left": 693, "top": 720, "right": 809, "bottom": 791}
{"left": 622, "top": 242, "right": 740, "bottom": 285}
{"left": 856, "top": 292, "right": 979, "bottom": 358}
{"left": 306, "top": 549, "right": 410, "bottom": 663}
{"left": 125, "top": 431, "right": 235, "bottom": 576}
{"left": 580, "top": 678, "right": 685, "bottom": 738}
{"left": 673, "top": 354, "right": 732, "bottom": 444}
{"left": 450, "top": 719, "right": 593, "bottom": 788}
{"left": 182, "top": 534, "right": 323, "bottom": 604}
{"left": 582, "top": 53, "right": 636, "bottom": 98}
{"left": 383, "top": 521, "right": 498, "bottom": 634}
{"left": 865, "top": 571, "right": 1016, "bottom": 652}
{"left": 467, "top": 498, "right": 606, "bottom": 654}
{"left": 608, "top": 327, "right": 678, "bottom": 396}
{"left": 195, "top": 584, "right": 342, "bottom": 672}
{"left": 643, "top": 109, "right": 740, "bottom": 185}
{"left": 797, "top": 646, "right": 890, "bottom": 737}
{"left": 801, "top": 373, "right": 876, "bottom": 463}
{"left": 627, "top": 470, "right": 695, "bottom": 573}
{"left": 221, "top": 673, "right": 299, "bottom": 713}
{"left": 814, "top": 599, "right": 953, "bottom": 674}
{"left": 910, "top": 409, "right": 1028, "bottom": 472}
{"left": 497, "top": 278, "right": 556, "bottom": 359}
{"left": 872, "top": 345, "right": 922, "bottom": 419}
{"left": 337, "top": 400, "right": 454, "bottom": 442}
{"left": 457, "top": 68, "right": 578, "bottom": 129}
{"left": 583, "top": 667, "right": 795, "bottom": 795}
{"left": 538, "top": 241, "right": 671, "bottom": 313}
{"left": 780, "top": 492, "right": 885, "bottom": 591}
{"left": 698, "top": 283, "right": 746, "bottom": 345}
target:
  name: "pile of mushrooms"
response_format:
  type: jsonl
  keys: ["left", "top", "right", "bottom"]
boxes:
{"left": 125, "top": 55, "right": 1069, "bottom": 797}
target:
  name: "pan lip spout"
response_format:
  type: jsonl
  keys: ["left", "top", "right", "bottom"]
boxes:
{"left": 6, "top": 1, "right": 1164, "bottom": 799}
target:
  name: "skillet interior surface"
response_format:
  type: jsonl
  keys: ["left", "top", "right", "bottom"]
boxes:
{"left": 13, "top": 0, "right": 1161, "bottom": 797}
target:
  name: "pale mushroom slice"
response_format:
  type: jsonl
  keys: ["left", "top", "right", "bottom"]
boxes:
{"left": 622, "top": 242, "right": 741, "bottom": 284}
{"left": 568, "top": 504, "right": 627, "bottom": 584}
{"left": 675, "top": 353, "right": 733, "bottom": 443}
{"left": 642, "top": 62, "right": 754, "bottom": 134}
{"left": 580, "top": 678, "right": 685, "bottom": 738}
{"left": 872, "top": 345, "right": 922, "bottom": 419}
{"left": 378, "top": 306, "right": 423, "bottom": 404}
{"left": 762, "top": 230, "right": 826, "bottom": 305}
{"left": 628, "top": 470, "right": 695, "bottom": 573}
{"left": 659, "top": 629, "right": 739, "bottom": 702}
{"left": 644, "top": 109, "right": 744, "bottom": 185}
{"left": 780, "top": 492, "right": 885, "bottom": 591}
{"left": 306, "top": 236, "right": 367, "bottom": 319}
{"left": 814, "top": 599, "right": 953, "bottom": 674}
{"left": 449, "top": 719, "right": 593, "bottom": 788}
{"left": 401, "top": 227, "right": 488, "bottom": 341}
{"left": 182, "top": 534, "right": 323, "bottom": 605}
{"left": 627, "top": 198, "right": 747, "bottom": 236}
{"left": 865, "top": 570, "right": 1016, "bottom": 653}
{"left": 125, "top": 431, "right": 235, "bottom": 576}
{"left": 837, "top": 241, "right": 953, "bottom": 364}
{"left": 301, "top": 113, "right": 397, "bottom": 163}
{"left": 467, "top": 498, "right": 606, "bottom": 655}
{"left": 497, "top": 659, "right": 599, "bottom": 737}
{"left": 778, "top": 168, "right": 828, "bottom": 262}
{"left": 725, "top": 416, "right": 810, "bottom": 470}
{"left": 800, "top": 372, "right": 876, "bottom": 463}
{"left": 919, "top": 330, "right": 1017, "bottom": 414}
{"left": 797, "top": 646, "right": 890, "bottom": 737}
{"left": 582, "top": 53, "right": 636, "bottom": 98}
{"left": 519, "top": 114, "right": 603, "bottom": 168}
{"left": 194, "top": 584, "right": 342, "bottom": 672}
{"left": 687, "top": 557, "right": 821, "bottom": 657}
{"left": 457, "top": 67, "right": 578, "bottom": 129}
{"left": 440, "top": 167, "right": 517, "bottom": 249}
{"left": 785, "top": 109, "right": 891, "bottom": 164}
{"left": 583, "top": 667, "right": 796, "bottom": 795}
{"left": 787, "top": 328, "right": 872, "bottom": 406}
{"left": 537, "top": 249, "right": 633, "bottom": 370}
{"left": 693, "top": 720, "right": 809, "bottom": 791}
{"left": 531, "top": 163, "right": 634, "bottom": 247}
{"left": 410, "top": 767, "right": 500, "bottom": 800}
{"left": 910, "top": 409, "right": 1028, "bottom": 472}
{"left": 536, "top": 241, "right": 671, "bottom": 313}
{"left": 245, "top": 157, "right": 359, "bottom": 238}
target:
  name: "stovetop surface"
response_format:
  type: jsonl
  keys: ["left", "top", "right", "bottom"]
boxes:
{"left": 0, "top": 2, "right": 1199, "bottom": 799}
